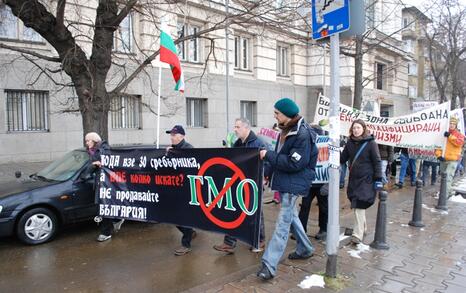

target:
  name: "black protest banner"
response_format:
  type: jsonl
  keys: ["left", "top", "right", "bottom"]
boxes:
{"left": 97, "top": 147, "right": 263, "bottom": 247}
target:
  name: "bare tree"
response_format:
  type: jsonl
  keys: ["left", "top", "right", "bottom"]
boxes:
{"left": 339, "top": 0, "right": 424, "bottom": 110}
{"left": 424, "top": 0, "right": 466, "bottom": 107}
{"left": 0, "top": 0, "right": 308, "bottom": 140}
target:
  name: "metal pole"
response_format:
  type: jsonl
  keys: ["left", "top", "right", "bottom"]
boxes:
{"left": 370, "top": 191, "right": 389, "bottom": 250}
{"left": 325, "top": 33, "right": 340, "bottom": 278}
{"left": 156, "top": 65, "right": 162, "bottom": 149}
{"left": 436, "top": 172, "right": 448, "bottom": 210}
{"left": 409, "top": 180, "right": 425, "bottom": 227}
{"left": 225, "top": 0, "right": 230, "bottom": 135}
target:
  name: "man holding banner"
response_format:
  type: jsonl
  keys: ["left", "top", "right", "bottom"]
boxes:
{"left": 213, "top": 118, "right": 267, "bottom": 253}
{"left": 165, "top": 125, "right": 197, "bottom": 256}
{"left": 257, "top": 98, "right": 318, "bottom": 280}
{"left": 435, "top": 117, "right": 465, "bottom": 197}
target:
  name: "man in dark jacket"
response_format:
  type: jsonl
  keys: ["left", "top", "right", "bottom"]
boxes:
{"left": 257, "top": 98, "right": 318, "bottom": 280}
{"left": 165, "top": 125, "right": 197, "bottom": 256}
{"left": 213, "top": 118, "right": 267, "bottom": 253}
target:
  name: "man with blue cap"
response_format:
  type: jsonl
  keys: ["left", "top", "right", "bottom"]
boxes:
{"left": 257, "top": 98, "right": 318, "bottom": 280}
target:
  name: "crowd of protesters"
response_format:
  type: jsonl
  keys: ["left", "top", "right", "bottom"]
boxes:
{"left": 84, "top": 98, "right": 465, "bottom": 281}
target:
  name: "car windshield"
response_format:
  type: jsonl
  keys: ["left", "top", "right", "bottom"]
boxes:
{"left": 36, "top": 150, "right": 89, "bottom": 181}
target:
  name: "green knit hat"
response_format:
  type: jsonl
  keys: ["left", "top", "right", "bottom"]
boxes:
{"left": 274, "top": 98, "right": 299, "bottom": 118}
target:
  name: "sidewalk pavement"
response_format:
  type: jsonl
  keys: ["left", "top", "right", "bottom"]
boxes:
{"left": 186, "top": 182, "right": 466, "bottom": 293}
{"left": 1, "top": 161, "right": 465, "bottom": 292}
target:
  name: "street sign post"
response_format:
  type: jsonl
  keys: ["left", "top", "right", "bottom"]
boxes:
{"left": 312, "top": 0, "right": 350, "bottom": 40}
{"left": 312, "top": 0, "right": 349, "bottom": 278}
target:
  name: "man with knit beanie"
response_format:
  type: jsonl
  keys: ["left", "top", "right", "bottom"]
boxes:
{"left": 435, "top": 116, "right": 465, "bottom": 197}
{"left": 256, "top": 97, "right": 318, "bottom": 280}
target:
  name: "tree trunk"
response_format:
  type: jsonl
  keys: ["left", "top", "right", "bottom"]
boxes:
{"left": 353, "top": 36, "right": 364, "bottom": 110}
{"left": 78, "top": 79, "right": 110, "bottom": 141}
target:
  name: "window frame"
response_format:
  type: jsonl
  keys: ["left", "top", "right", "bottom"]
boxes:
{"left": 234, "top": 35, "right": 251, "bottom": 71}
{"left": 408, "top": 62, "right": 418, "bottom": 76}
{"left": 113, "top": 13, "right": 134, "bottom": 54}
{"left": 375, "top": 62, "right": 386, "bottom": 90}
{"left": 186, "top": 97, "right": 208, "bottom": 128}
{"left": 240, "top": 100, "right": 257, "bottom": 127}
{"left": 276, "top": 44, "right": 290, "bottom": 77}
{"left": 5, "top": 89, "right": 49, "bottom": 133}
{"left": 177, "top": 23, "right": 202, "bottom": 63}
{"left": 0, "top": 5, "right": 42, "bottom": 42}
{"left": 110, "top": 94, "right": 142, "bottom": 130}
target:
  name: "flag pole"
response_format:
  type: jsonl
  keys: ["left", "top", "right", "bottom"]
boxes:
{"left": 157, "top": 65, "right": 162, "bottom": 149}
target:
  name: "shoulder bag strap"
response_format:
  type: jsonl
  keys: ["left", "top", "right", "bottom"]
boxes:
{"left": 349, "top": 141, "right": 369, "bottom": 172}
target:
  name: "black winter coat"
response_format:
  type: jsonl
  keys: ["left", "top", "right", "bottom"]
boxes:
{"left": 340, "top": 135, "right": 382, "bottom": 209}
{"left": 172, "top": 139, "right": 193, "bottom": 149}
{"left": 378, "top": 144, "right": 394, "bottom": 162}
{"left": 89, "top": 141, "right": 110, "bottom": 162}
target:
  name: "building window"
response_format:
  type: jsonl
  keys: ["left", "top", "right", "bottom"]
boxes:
{"left": 186, "top": 98, "right": 207, "bottom": 127}
{"left": 110, "top": 94, "right": 141, "bottom": 129}
{"left": 177, "top": 23, "right": 200, "bottom": 63}
{"left": 0, "top": 5, "right": 41, "bottom": 42}
{"left": 113, "top": 14, "right": 133, "bottom": 53}
{"left": 234, "top": 36, "right": 250, "bottom": 70}
{"left": 408, "top": 62, "right": 417, "bottom": 76}
{"left": 277, "top": 45, "right": 289, "bottom": 77}
{"left": 240, "top": 101, "right": 257, "bottom": 126}
{"left": 404, "top": 40, "right": 414, "bottom": 54}
{"left": 408, "top": 86, "right": 417, "bottom": 98}
{"left": 5, "top": 90, "right": 49, "bottom": 132}
{"left": 375, "top": 63, "right": 386, "bottom": 90}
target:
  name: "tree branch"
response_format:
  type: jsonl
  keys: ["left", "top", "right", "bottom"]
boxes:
{"left": 111, "top": 0, "right": 138, "bottom": 28}
{"left": 56, "top": 0, "right": 66, "bottom": 28}
{"left": 0, "top": 42, "right": 61, "bottom": 62}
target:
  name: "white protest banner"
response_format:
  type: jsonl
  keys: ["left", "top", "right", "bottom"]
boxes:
{"left": 257, "top": 128, "right": 280, "bottom": 151}
{"left": 314, "top": 136, "right": 330, "bottom": 184}
{"left": 314, "top": 93, "right": 450, "bottom": 149}
{"left": 412, "top": 101, "right": 438, "bottom": 113}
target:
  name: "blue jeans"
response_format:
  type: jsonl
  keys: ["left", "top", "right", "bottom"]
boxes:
{"left": 381, "top": 160, "right": 388, "bottom": 184}
{"left": 262, "top": 193, "right": 314, "bottom": 276}
{"left": 399, "top": 153, "right": 416, "bottom": 184}
{"left": 422, "top": 161, "right": 439, "bottom": 185}
{"left": 340, "top": 163, "right": 347, "bottom": 187}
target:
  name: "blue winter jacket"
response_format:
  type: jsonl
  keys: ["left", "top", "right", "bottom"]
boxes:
{"left": 264, "top": 117, "right": 318, "bottom": 196}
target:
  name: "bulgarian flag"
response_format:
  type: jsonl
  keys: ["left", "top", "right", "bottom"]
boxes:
{"left": 160, "top": 29, "right": 185, "bottom": 93}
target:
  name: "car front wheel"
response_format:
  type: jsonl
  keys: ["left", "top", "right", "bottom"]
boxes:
{"left": 16, "top": 208, "right": 58, "bottom": 245}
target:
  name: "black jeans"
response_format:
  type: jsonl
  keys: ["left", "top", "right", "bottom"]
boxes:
{"left": 422, "top": 161, "right": 439, "bottom": 185}
{"left": 100, "top": 218, "right": 119, "bottom": 236}
{"left": 223, "top": 210, "right": 265, "bottom": 247}
{"left": 176, "top": 226, "right": 195, "bottom": 248}
{"left": 298, "top": 186, "right": 328, "bottom": 233}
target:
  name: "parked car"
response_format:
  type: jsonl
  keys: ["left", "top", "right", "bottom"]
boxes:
{"left": 0, "top": 149, "right": 98, "bottom": 245}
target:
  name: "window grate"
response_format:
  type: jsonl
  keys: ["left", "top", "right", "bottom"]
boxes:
{"left": 6, "top": 90, "right": 49, "bottom": 132}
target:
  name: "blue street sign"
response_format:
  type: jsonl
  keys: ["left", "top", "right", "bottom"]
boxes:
{"left": 312, "top": 0, "right": 350, "bottom": 40}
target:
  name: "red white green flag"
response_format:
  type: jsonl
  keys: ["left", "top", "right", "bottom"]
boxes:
{"left": 160, "top": 30, "right": 185, "bottom": 93}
